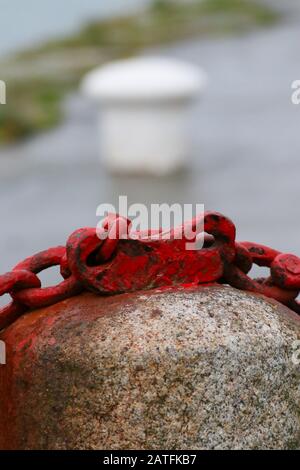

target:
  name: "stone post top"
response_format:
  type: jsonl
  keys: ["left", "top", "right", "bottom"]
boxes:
{"left": 1, "top": 285, "right": 299, "bottom": 450}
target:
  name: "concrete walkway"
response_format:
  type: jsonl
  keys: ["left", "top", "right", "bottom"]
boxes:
{"left": 0, "top": 0, "right": 299, "bottom": 285}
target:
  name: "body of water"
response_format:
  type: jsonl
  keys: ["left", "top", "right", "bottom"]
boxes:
{"left": 0, "top": 0, "right": 152, "bottom": 57}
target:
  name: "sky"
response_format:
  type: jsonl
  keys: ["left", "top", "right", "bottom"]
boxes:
{"left": 0, "top": 0, "right": 152, "bottom": 57}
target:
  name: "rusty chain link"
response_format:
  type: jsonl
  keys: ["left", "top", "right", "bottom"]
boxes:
{"left": 1, "top": 211, "right": 299, "bottom": 331}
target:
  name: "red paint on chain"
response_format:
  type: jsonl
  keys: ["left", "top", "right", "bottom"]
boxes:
{"left": 0, "top": 211, "right": 299, "bottom": 330}
{"left": 0, "top": 247, "right": 82, "bottom": 327}
{"left": 12, "top": 247, "right": 83, "bottom": 309}
{"left": 66, "top": 212, "right": 235, "bottom": 294}
{"left": 0, "top": 270, "right": 41, "bottom": 330}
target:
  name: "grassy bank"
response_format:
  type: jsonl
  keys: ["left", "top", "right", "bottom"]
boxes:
{"left": 0, "top": 0, "right": 278, "bottom": 144}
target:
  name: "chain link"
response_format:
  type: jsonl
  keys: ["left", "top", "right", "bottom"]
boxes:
{"left": 1, "top": 211, "right": 299, "bottom": 330}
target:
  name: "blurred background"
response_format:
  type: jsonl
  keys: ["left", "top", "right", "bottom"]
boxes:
{"left": 0, "top": 0, "right": 299, "bottom": 290}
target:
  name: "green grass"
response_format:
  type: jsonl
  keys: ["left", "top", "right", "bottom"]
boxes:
{"left": 0, "top": 0, "right": 278, "bottom": 144}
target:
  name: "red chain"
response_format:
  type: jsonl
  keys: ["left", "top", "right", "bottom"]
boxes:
{"left": 1, "top": 211, "right": 299, "bottom": 330}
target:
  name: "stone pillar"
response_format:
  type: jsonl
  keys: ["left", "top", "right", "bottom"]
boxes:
{"left": 0, "top": 285, "right": 299, "bottom": 449}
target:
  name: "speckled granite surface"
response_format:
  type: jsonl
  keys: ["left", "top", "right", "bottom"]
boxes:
{"left": 0, "top": 285, "right": 299, "bottom": 449}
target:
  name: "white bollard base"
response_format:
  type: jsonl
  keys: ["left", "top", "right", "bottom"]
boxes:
{"left": 99, "top": 102, "right": 191, "bottom": 176}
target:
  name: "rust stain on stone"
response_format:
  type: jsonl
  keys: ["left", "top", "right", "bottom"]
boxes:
{"left": 0, "top": 286, "right": 299, "bottom": 450}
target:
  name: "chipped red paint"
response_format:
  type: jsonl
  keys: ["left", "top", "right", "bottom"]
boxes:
{"left": 0, "top": 211, "right": 300, "bottom": 333}
{"left": 225, "top": 241, "right": 300, "bottom": 308}
{"left": 66, "top": 212, "right": 236, "bottom": 295}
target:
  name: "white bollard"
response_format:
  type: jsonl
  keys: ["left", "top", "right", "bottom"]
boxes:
{"left": 82, "top": 57, "right": 206, "bottom": 175}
